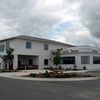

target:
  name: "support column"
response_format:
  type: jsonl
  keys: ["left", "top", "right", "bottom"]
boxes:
{"left": 13, "top": 54, "right": 18, "bottom": 70}
{"left": 90, "top": 55, "right": 93, "bottom": 65}
{"left": 0, "top": 58, "right": 4, "bottom": 70}
{"left": 39, "top": 56, "right": 43, "bottom": 69}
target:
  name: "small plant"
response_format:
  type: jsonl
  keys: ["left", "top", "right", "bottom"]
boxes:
{"left": 69, "top": 67, "right": 72, "bottom": 70}
{"left": 52, "top": 48, "right": 63, "bottom": 68}
{"left": 29, "top": 73, "right": 36, "bottom": 77}
{"left": 59, "top": 66, "right": 62, "bottom": 70}
{"left": 50, "top": 66, "right": 53, "bottom": 70}
{"left": 73, "top": 64, "right": 77, "bottom": 70}
{"left": 44, "top": 70, "right": 49, "bottom": 78}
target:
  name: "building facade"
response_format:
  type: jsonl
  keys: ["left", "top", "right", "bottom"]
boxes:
{"left": 60, "top": 46, "right": 100, "bottom": 69}
{"left": 0, "top": 35, "right": 99, "bottom": 70}
{"left": 0, "top": 35, "right": 73, "bottom": 70}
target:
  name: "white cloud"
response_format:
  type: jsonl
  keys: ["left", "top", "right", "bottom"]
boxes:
{"left": 0, "top": 0, "right": 99, "bottom": 47}
{"left": 80, "top": 0, "right": 100, "bottom": 38}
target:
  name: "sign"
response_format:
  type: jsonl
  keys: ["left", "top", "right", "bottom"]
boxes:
{"left": 71, "top": 50, "right": 79, "bottom": 53}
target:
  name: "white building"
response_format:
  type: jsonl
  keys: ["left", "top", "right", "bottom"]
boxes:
{"left": 60, "top": 46, "right": 100, "bottom": 69}
{"left": 0, "top": 35, "right": 100, "bottom": 70}
{"left": 0, "top": 35, "right": 73, "bottom": 70}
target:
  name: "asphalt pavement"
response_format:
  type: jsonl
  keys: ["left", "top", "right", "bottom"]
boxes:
{"left": 0, "top": 77, "right": 100, "bottom": 100}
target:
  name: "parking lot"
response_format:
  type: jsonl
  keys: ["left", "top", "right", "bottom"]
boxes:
{"left": 0, "top": 77, "right": 100, "bottom": 100}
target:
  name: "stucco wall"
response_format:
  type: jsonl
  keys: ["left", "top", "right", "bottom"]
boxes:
{"left": 61, "top": 53, "right": 100, "bottom": 70}
{"left": 9, "top": 38, "right": 71, "bottom": 69}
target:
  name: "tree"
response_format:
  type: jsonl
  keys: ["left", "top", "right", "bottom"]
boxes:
{"left": 2, "top": 48, "right": 14, "bottom": 70}
{"left": 52, "top": 48, "right": 62, "bottom": 68}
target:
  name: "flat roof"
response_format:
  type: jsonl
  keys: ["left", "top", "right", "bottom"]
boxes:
{"left": 0, "top": 35, "right": 75, "bottom": 47}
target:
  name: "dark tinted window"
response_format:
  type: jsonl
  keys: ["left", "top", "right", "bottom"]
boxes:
{"left": 61, "top": 57, "right": 75, "bottom": 64}
{"left": 29, "top": 59, "right": 33, "bottom": 65}
{"left": 26, "top": 42, "right": 32, "bottom": 49}
{"left": 44, "top": 44, "right": 48, "bottom": 50}
{"left": 44, "top": 59, "right": 48, "bottom": 65}
{"left": 93, "top": 56, "right": 100, "bottom": 64}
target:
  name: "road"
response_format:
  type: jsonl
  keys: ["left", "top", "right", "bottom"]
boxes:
{"left": 0, "top": 77, "right": 100, "bottom": 100}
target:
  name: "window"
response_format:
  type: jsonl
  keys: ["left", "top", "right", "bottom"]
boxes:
{"left": 93, "top": 56, "right": 100, "bottom": 64}
{"left": 18, "top": 60, "right": 21, "bottom": 66}
{"left": 6, "top": 41, "right": 9, "bottom": 49}
{"left": 81, "top": 56, "right": 90, "bottom": 64}
{"left": 44, "top": 44, "right": 48, "bottom": 50}
{"left": 0, "top": 45, "right": 5, "bottom": 52}
{"left": 61, "top": 57, "right": 75, "bottom": 64}
{"left": 29, "top": 59, "right": 33, "bottom": 65}
{"left": 44, "top": 59, "right": 48, "bottom": 65}
{"left": 26, "top": 42, "right": 32, "bottom": 49}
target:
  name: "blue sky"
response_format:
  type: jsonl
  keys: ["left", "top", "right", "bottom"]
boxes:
{"left": 0, "top": 0, "right": 100, "bottom": 47}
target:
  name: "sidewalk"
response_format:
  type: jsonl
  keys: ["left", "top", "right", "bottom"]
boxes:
{"left": 0, "top": 69, "right": 99, "bottom": 81}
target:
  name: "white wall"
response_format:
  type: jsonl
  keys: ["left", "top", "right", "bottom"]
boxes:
{"left": 61, "top": 53, "right": 100, "bottom": 70}
{"left": 9, "top": 39, "right": 71, "bottom": 69}
{"left": 1, "top": 39, "right": 100, "bottom": 70}
{"left": 66, "top": 46, "right": 98, "bottom": 53}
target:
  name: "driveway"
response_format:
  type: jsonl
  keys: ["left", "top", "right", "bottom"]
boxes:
{"left": 0, "top": 77, "right": 100, "bottom": 100}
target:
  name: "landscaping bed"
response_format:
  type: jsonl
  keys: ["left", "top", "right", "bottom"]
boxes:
{"left": 23, "top": 70, "right": 95, "bottom": 78}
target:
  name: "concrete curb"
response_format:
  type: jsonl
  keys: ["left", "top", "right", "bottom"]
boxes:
{"left": 1, "top": 75, "right": 100, "bottom": 81}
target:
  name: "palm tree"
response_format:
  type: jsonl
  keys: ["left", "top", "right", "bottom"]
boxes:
{"left": 3, "top": 48, "right": 14, "bottom": 70}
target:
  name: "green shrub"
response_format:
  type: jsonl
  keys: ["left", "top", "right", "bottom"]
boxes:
{"left": 69, "top": 67, "right": 72, "bottom": 70}
{"left": 73, "top": 64, "right": 77, "bottom": 70}
{"left": 59, "top": 66, "right": 61, "bottom": 70}
{"left": 43, "top": 70, "right": 50, "bottom": 78}
{"left": 29, "top": 73, "right": 36, "bottom": 77}
{"left": 27, "top": 71, "right": 94, "bottom": 78}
